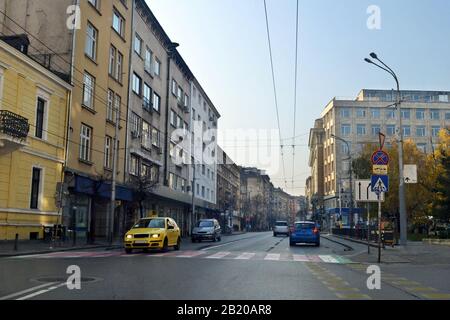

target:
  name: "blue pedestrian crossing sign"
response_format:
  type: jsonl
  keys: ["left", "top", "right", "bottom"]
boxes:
{"left": 371, "top": 175, "right": 389, "bottom": 193}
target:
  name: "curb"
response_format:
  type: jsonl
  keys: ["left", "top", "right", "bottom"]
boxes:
{"left": 422, "top": 239, "right": 450, "bottom": 246}
{"left": 0, "top": 244, "right": 122, "bottom": 258}
{"left": 321, "top": 235, "right": 354, "bottom": 251}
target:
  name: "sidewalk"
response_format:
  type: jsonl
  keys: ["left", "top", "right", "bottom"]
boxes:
{"left": 324, "top": 234, "right": 450, "bottom": 265}
{"left": 0, "top": 239, "right": 122, "bottom": 257}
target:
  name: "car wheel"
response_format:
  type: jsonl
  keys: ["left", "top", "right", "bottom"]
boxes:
{"left": 218, "top": 236, "right": 222, "bottom": 242}
{"left": 273, "top": 232, "right": 277, "bottom": 237}
{"left": 213, "top": 236, "right": 217, "bottom": 242}
{"left": 125, "top": 248, "right": 133, "bottom": 254}
{"left": 191, "top": 238, "right": 196, "bottom": 243}
{"left": 289, "top": 242, "right": 295, "bottom": 247}
{"left": 162, "top": 238, "right": 169, "bottom": 252}
{"left": 174, "top": 237, "right": 181, "bottom": 251}
{"left": 316, "top": 242, "right": 320, "bottom": 247}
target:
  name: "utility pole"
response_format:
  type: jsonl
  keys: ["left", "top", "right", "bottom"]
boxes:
{"left": 377, "top": 189, "right": 382, "bottom": 263}
{"left": 109, "top": 106, "right": 120, "bottom": 245}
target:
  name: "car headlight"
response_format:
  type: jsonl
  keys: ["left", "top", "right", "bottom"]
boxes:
{"left": 151, "top": 234, "right": 160, "bottom": 238}
{"left": 126, "top": 234, "right": 133, "bottom": 239}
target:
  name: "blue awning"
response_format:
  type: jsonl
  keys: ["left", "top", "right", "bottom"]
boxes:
{"left": 74, "top": 175, "right": 133, "bottom": 202}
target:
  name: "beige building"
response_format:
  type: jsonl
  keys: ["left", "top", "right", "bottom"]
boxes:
{"left": 307, "top": 118, "right": 325, "bottom": 211}
{"left": 314, "top": 89, "right": 450, "bottom": 211}
{"left": 1, "top": 0, "right": 134, "bottom": 241}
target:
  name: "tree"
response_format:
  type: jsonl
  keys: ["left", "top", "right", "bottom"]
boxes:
{"left": 430, "top": 129, "right": 450, "bottom": 221}
{"left": 127, "top": 173, "right": 159, "bottom": 219}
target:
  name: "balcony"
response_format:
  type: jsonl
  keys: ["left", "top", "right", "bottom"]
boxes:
{"left": 0, "top": 110, "right": 29, "bottom": 155}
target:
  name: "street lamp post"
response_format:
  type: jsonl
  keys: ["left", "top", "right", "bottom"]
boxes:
{"left": 331, "top": 134, "right": 353, "bottom": 237}
{"left": 365, "top": 53, "right": 407, "bottom": 246}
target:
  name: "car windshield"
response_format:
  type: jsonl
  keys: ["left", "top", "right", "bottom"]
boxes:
{"left": 295, "top": 223, "right": 315, "bottom": 230}
{"left": 197, "top": 221, "right": 214, "bottom": 228}
{"left": 275, "top": 222, "right": 287, "bottom": 226}
{"left": 133, "top": 218, "right": 165, "bottom": 229}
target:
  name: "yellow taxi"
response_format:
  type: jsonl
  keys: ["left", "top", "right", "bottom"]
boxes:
{"left": 124, "top": 217, "right": 181, "bottom": 254}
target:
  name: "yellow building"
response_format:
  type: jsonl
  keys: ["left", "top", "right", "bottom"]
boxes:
{"left": 0, "top": 37, "right": 71, "bottom": 240}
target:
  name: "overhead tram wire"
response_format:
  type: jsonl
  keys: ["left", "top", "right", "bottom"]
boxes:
{"left": 291, "top": 0, "right": 300, "bottom": 191}
{"left": 263, "top": 0, "right": 288, "bottom": 188}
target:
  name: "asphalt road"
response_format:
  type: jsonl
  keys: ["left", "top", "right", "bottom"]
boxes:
{"left": 1, "top": 232, "right": 449, "bottom": 300}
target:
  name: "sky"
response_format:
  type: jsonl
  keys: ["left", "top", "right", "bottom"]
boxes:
{"left": 147, "top": 0, "right": 450, "bottom": 196}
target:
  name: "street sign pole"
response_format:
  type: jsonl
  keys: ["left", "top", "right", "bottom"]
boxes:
{"left": 367, "top": 202, "right": 370, "bottom": 255}
{"left": 377, "top": 186, "right": 382, "bottom": 264}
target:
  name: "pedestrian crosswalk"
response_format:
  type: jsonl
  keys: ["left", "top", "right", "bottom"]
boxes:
{"left": 12, "top": 250, "right": 353, "bottom": 264}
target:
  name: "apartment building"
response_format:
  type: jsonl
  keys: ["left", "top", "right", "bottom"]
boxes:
{"left": 315, "top": 89, "right": 450, "bottom": 210}
{"left": 0, "top": 37, "right": 71, "bottom": 240}
{"left": 240, "top": 167, "right": 273, "bottom": 231}
{"left": 190, "top": 78, "right": 220, "bottom": 220}
{"left": 307, "top": 118, "right": 325, "bottom": 211}
{"left": 216, "top": 146, "right": 241, "bottom": 230}
{"left": 272, "top": 187, "right": 290, "bottom": 222}
{"left": 1, "top": 0, "right": 134, "bottom": 241}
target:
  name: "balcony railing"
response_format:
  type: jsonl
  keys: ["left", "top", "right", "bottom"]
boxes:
{"left": 0, "top": 110, "right": 30, "bottom": 140}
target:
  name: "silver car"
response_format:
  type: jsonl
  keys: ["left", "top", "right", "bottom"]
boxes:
{"left": 273, "top": 221, "right": 289, "bottom": 237}
{"left": 192, "top": 219, "right": 222, "bottom": 243}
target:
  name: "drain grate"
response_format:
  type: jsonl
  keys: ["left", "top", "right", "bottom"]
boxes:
{"left": 33, "top": 276, "right": 100, "bottom": 283}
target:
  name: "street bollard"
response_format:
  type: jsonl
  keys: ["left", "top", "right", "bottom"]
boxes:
{"left": 14, "top": 233, "right": 18, "bottom": 251}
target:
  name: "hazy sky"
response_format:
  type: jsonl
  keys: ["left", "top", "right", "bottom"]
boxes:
{"left": 147, "top": 0, "right": 450, "bottom": 196}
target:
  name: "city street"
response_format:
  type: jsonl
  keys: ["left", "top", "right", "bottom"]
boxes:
{"left": 1, "top": 232, "right": 449, "bottom": 300}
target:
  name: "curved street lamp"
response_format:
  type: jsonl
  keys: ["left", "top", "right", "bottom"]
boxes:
{"left": 364, "top": 53, "right": 407, "bottom": 246}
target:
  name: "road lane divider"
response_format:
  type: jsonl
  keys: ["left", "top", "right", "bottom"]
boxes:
{"left": 0, "top": 282, "right": 58, "bottom": 300}
{"left": 16, "top": 282, "right": 67, "bottom": 300}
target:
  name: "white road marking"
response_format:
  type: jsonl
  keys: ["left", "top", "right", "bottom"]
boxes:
{"left": 205, "top": 251, "right": 231, "bottom": 259}
{"left": 0, "top": 282, "right": 57, "bottom": 300}
{"left": 16, "top": 282, "right": 67, "bottom": 300}
{"left": 292, "top": 254, "right": 310, "bottom": 262}
{"left": 319, "top": 255, "right": 339, "bottom": 263}
{"left": 176, "top": 251, "right": 205, "bottom": 258}
{"left": 264, "top": 253, "right": 280, "bottom": 261}
{"left": 235, "top": 252, "right": 256, "bottom": 260}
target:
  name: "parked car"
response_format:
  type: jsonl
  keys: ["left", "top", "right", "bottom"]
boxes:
{"left": 192, "top": 219, "right": 222, "bottom": 243}
{"left": 124, "top": 217, "right": 181, "bottom": 254}
{"left": 273, "top": 220, "right": 289, "bottom": 237}
{"left": 289, "top": 221, "right": 320, "bottom": 247}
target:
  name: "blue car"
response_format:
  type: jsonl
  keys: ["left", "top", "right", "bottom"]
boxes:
{"left": 289, "top": 221, "right": 320, "bottom": 247}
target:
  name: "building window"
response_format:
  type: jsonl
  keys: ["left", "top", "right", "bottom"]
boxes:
{"left": 112, "top": 9, "right": 125, "bottom": 37}
{"left": 145, "top": 48, "right": 152, "bottom": 74}
{"left": 340, "top": 108, "right": 350, "bottom": 118}
{"left": 104, "top": 136, "right": 112, "bottom": 169}
{"left": 143, "top": 83, "right": 152, "bottom": 110}
{"left": 151, "top": 127, "right": 160, "bottom": 148}
{"left": 430, "top": 109, "right": 440, "bottom": 120}
{"left": 403, "top": 126, "right": 411, "bottom": 137}
{"left": 107, "top": 89, "right": 114, "bottom": 122}
{"left": 172, "top": 79, "right": 177, "bottom": 96}
{"left": 401, "top": 109, "right": 410, "bottom": 119}
{"left": 416, "top": 126, "right": 426, "bottom": 137}
{"left": 116, "top": 51, "right": 123, "bottom": 83}
{"left": 386, "top": 109, "right": 396, "bottom": 119}
{"left": 371, "top": 125, "right": 381, "bottom": 136}
{"left": 357, "top": 124, "right": 366, "bottom": 136}
{"left": 134, "top": 33, "right": 142, "bottom": 56}
{"left": 141, "top": 120, "right": 151, "bottom": 149}
{"left": 416, "top": 108, "right": 425, "bottom": 120}
{"left": 114, "top": 94, "right": 121, "bottom": 123}
{"left": 169, "top": 173, "right": 176, "bottom": 189}
{"left": 386, "top": 125, "right": 396, "bottom": 136}
{"left": 153, "top": 92, "right": 161, "bottom": 112}
{"left": 432, "top": 126, "right": 441, "bottom": 137}
{"left": 30, "top": 167, "right": 41, "bottom": 209}
{"left": 35, "top": 97, "right": 46, "bottom": 139}
{"left": 170, "top": 110, "right": 177, "bottom": 127}
{"left": 83, "top": 72, "right": 95, "bottom": 109}
{"left": 132, "top": 73, "right": 142, "bottom": 95}
{"left": 417, "top": 143, "right": 427, "bottom": 153}
{"left": 202, "top": 186, "right": 205, "bottom": 198}
{"left": 80, "top": 124, "right": 92, "bottom": 161}
{"left": 341, "top": 124, "right": 350, "bottom": 136}
{"left": 109, "top": 46, "right": 116, "bottom": 76}
{"left": 130, "top": 113, "right": 141, "bottom": 138}
{"left": 356, "top": 108, "right": 366, "bottom": 118}
{"left": 154, "top": 58, "right": 161, "bottom": 76}
{"left": 446, "top": 112, "right": 450, "bottom": 120}
{"left": 151, "top": 165, "right": 159, "bottom": 182}
{"left": 85, "top": 22, "right": 98, "bottom": 60}
{"left": 130, "top": 155, "right": 139, "bottom": 176}
{"left": 371, "top": 108, "right": 380, "bottom": 119}
{"left": 184, "top": 94, "right": 189, "bottom": 108}
{"left": 88, "top": 0, "right": 99, "bottom": 9}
